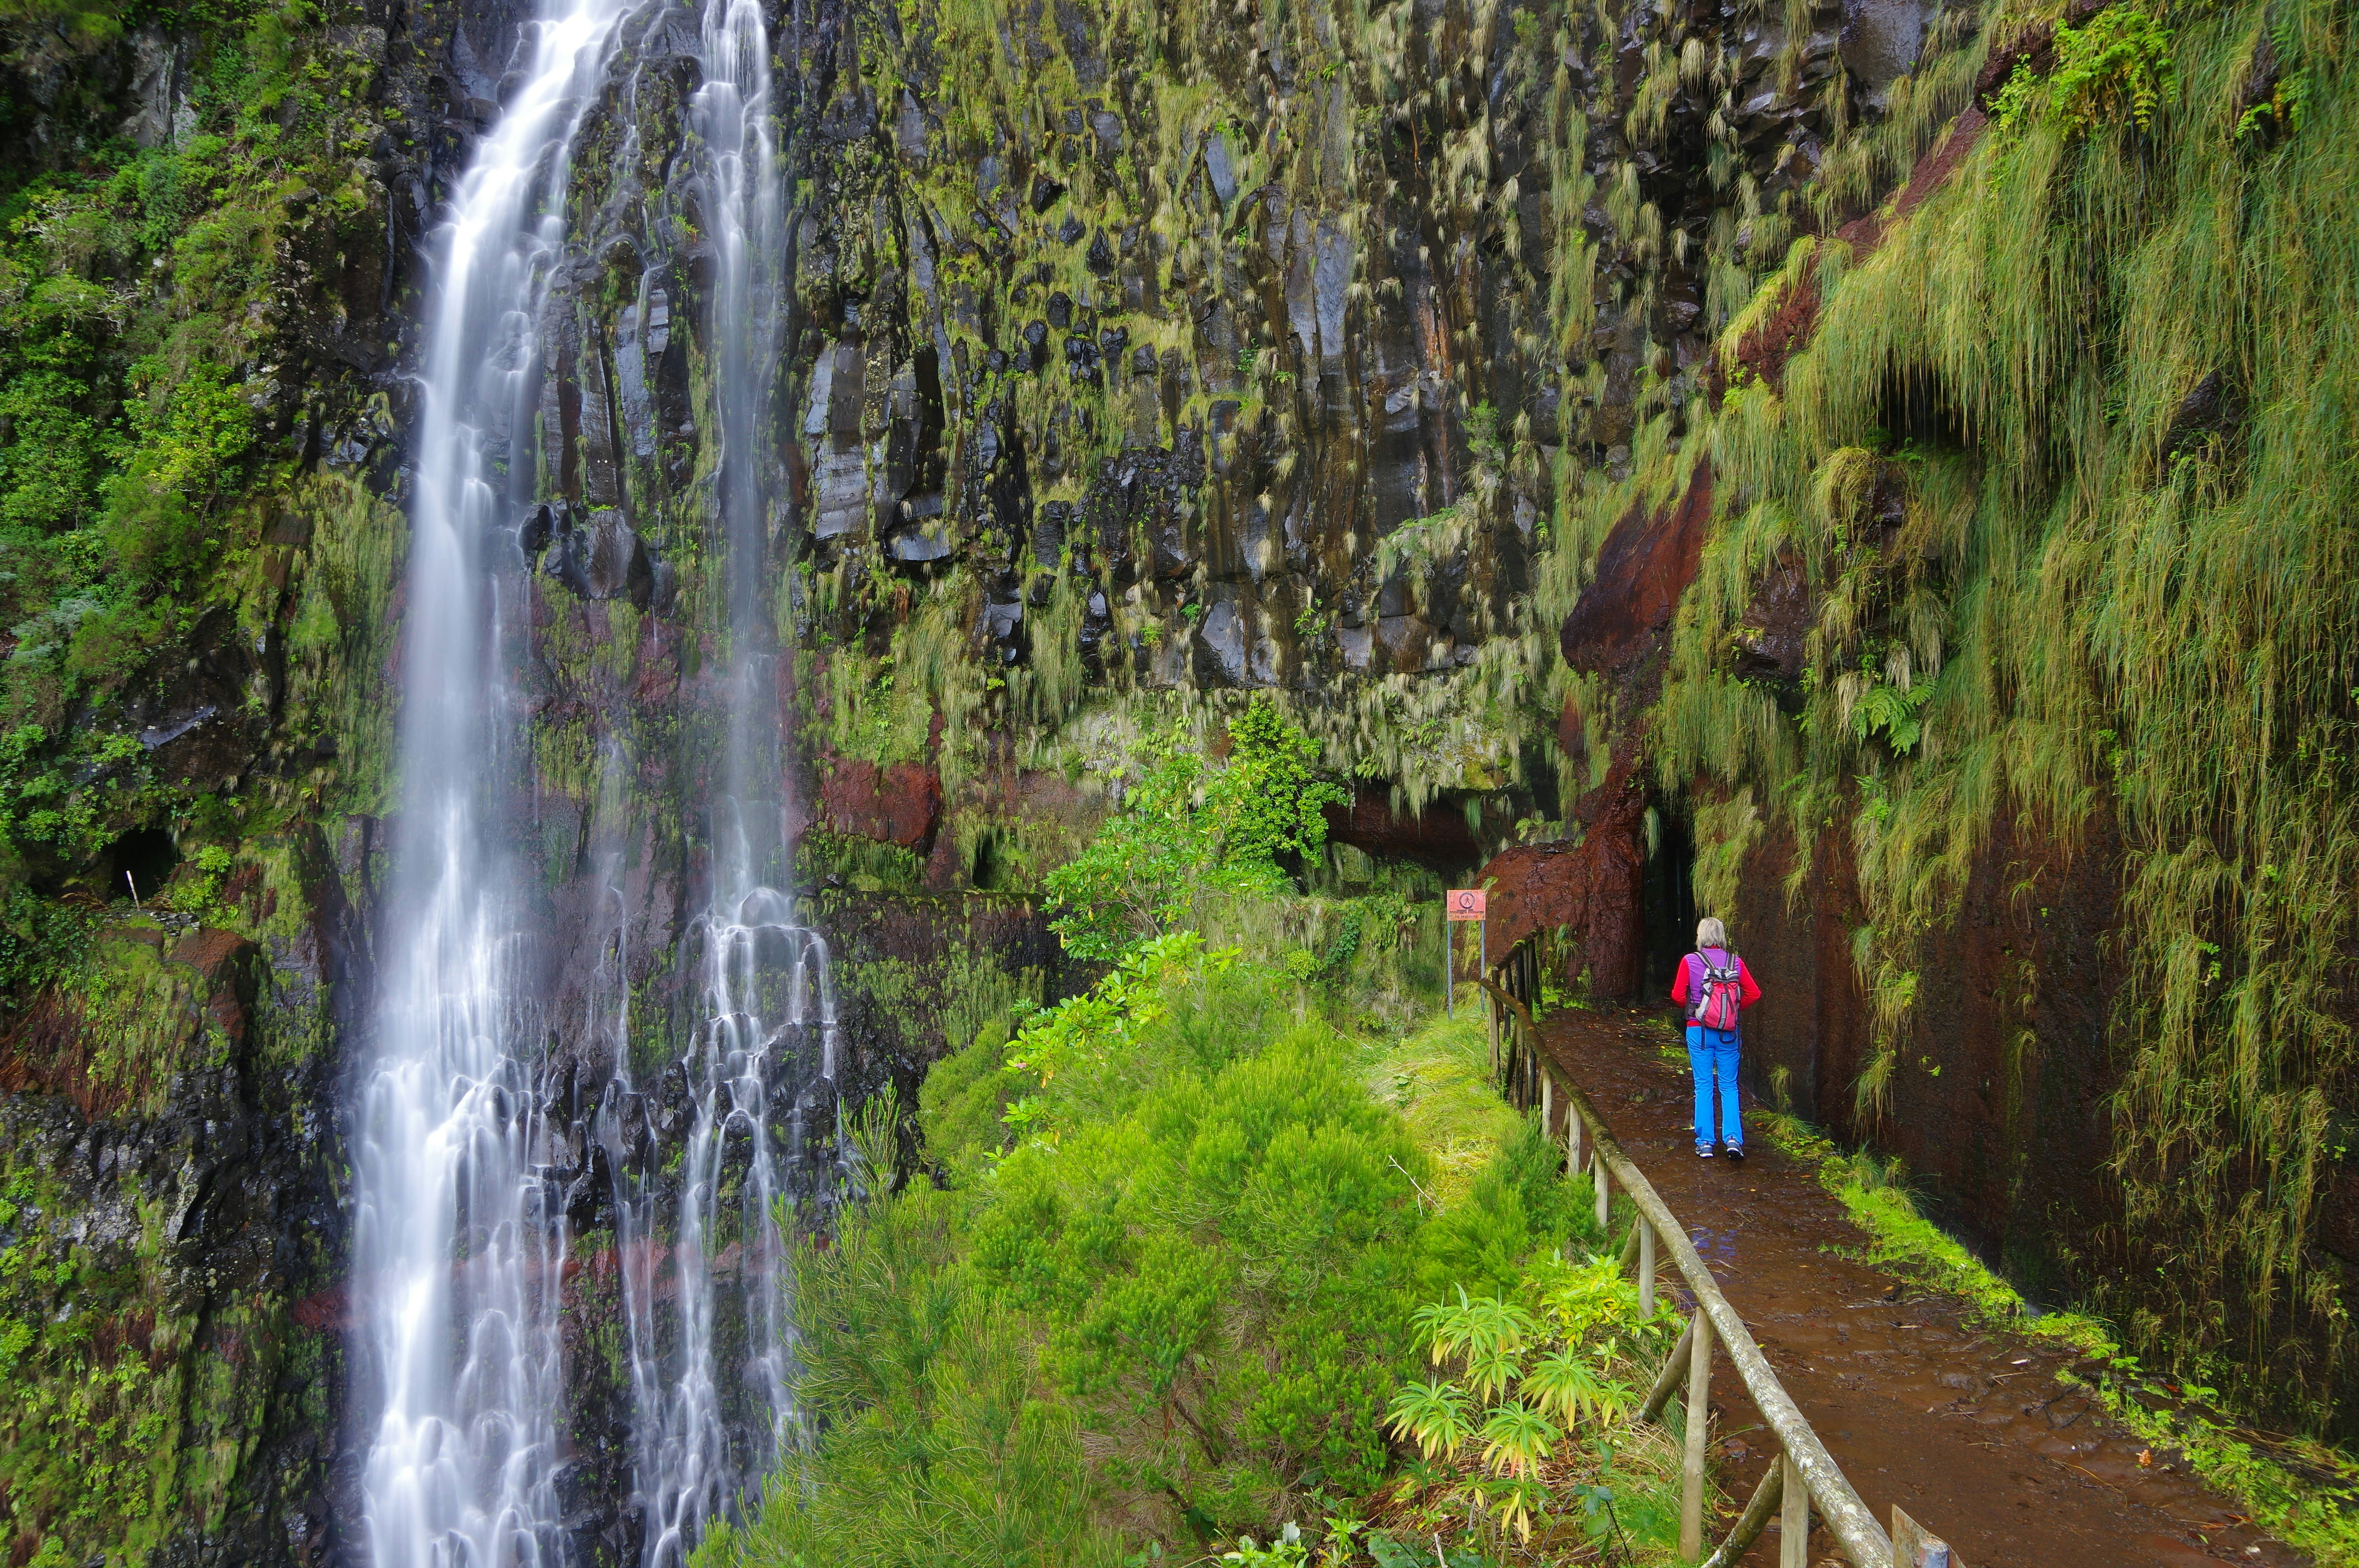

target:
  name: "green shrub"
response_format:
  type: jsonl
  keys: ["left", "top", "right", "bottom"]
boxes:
{"left": 1993, "top": 6, "right": 2179, "bottom": 137}
{"left": 2050, "top": 7, "right": 2178, "bottom": 132}
{"left": 705, "top": 941, "right": 1596, "bottom": 1563}
{"left": 0, "top": 0, "right": 376, "bottom": 898}
{"left": 1043, "top": 701, "right": 1346, "bottom": 962}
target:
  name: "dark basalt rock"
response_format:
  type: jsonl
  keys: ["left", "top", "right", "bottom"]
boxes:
{"left": 1733, "top": 549, "right": 1813, "bottom": 691}
{"left": 543, "top": 509, "right": 657, "bottom": 608}
{"left": 2162, "top": 367, "right": 2245, "bottom": 462}
{"left": 1323, "top": 789, "right": 1484, "bottom": 875}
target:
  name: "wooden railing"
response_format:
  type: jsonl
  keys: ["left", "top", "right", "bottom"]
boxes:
{"left": 1479, "top": 962, "right": 1960, "bottom": 1568}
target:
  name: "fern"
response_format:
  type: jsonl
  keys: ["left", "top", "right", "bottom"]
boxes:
{"left": 2049, "top": 7, "right": 2179, "bottom": 134}
{"left": 1850, "top": 679, "right": 1932, "bottom": 754}
{"left": 1991, "top": 8, "right": 2179, "bottom": 139}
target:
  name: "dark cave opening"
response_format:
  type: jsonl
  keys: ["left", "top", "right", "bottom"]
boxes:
{"left": 1640, "top": 804, "right": 1697, "bottom": 996}
{"left": 107, "top": 828, "right": 180, "bottom": 906}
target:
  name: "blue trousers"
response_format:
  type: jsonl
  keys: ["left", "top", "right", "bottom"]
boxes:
{"left": 1686, "top": 1025, "right": 1743, "bottom": 1147}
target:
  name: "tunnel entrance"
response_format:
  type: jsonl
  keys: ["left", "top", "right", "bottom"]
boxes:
{"left": 105, "top": 828, "right": 180, "bottom": 905}
{"left": 1640, "top": 804, "right": 1696, "bottom": 995}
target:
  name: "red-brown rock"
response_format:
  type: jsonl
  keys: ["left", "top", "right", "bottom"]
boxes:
{"left": 1560, "top": 465, "right": 1713, "bottom": 678}
{"left": 1474, "top": 758, "right": 1649, "bottom": 997}
{"left": 168, "top": 927, "right": 262, "bottom": 1045}
{"left": 817, "top": 759, "right": 943, "bottom": 854}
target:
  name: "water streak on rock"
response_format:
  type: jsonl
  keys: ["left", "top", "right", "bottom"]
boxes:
{"left": 613, "top": 1, "right": 843, "bottom": 1560}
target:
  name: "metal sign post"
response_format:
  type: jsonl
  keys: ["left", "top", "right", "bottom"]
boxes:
{"left": 1445, "top": 889, "right": 1487, "bottom": 1019}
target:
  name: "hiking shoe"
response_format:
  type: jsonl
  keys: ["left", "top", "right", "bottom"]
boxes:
{"left": 1696, "top": 1143, "right": 1715, "bottom": 1159}
{"left": 1724, "top": 1143, "right": 1746, "bottom": 1165}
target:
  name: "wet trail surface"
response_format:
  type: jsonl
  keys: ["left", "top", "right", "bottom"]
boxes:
{"left": 1538, "top": 1006, "right": 2307, "bottom": 1568}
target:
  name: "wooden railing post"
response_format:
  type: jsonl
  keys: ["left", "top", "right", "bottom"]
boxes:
{"left": 1539, "top": 1069, "right": 1552, "bottom": 1136}
{"left": 1640, "top": 1316, "right": 1696, "bottom": 1423}
{"left": 1781, "top": 1451, "right": 1811, "bottom": 1568}
{"left": 1892, "top": 1506, "right": 1955, "bottom": 1568}
{"left": 1639, "top": 1218, "right": 1657, "bottom": 1316}
{"left": 1700, "top": 1463, "right": 1784, "bottom": 1568}
{"left": 1475, "top": 974, "right": 1915, "bottom": 1568}
{"left": 1681, "top": 1308, "right": 1715, "bottom": 1561}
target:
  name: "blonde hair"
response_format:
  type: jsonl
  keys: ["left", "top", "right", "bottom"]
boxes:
{"left": 1695, "top": 916, "right": 1728, "bottom": 950}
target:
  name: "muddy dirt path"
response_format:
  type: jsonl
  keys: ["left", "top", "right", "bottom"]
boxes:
{"left": 1538, "top": 1005, "right": 2307, "bottom": 1568}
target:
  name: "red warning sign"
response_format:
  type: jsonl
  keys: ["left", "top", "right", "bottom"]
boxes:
{"left": 1446, "top": 889, "right": 1487, "bottom": 921}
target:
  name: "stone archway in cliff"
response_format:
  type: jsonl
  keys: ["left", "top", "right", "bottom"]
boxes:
{"left": 1470, "top": 464, "right": 1717, "bottom": 1002}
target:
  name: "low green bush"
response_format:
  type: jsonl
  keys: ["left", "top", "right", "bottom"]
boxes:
{"left": 700, "top": 940, "right": 1636, "bottom": 1566}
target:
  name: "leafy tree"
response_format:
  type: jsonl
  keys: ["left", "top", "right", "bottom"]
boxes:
{"left": 1044, "top": 700, "right": 1347, "bottom": 961}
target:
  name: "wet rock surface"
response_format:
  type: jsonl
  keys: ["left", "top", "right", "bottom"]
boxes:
{"left": 0, "top": 842, "right": 360, "bottom": 1568}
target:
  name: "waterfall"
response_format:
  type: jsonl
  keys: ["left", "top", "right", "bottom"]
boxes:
{"left": 351, "top": 6, "right": 630, "bottom": 1568}
{"left": 614, "top": 1, "right": 842, "bottom": 1562}
{"left": 355, "top": 1, "right": 840, "bottom": 1561}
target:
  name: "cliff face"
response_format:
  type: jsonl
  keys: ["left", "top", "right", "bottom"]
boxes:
{"left": 781, "top": 0, "right": 1963, "bottom": 869}
{"left": 1, "top": 0, "right": 2349, "bottom": 1557}
{"left": 1617, "top": 0, "right": 2359, "bottom": 1437}
{"left": 0, "top": 1, "right": 1103, "bottom": 1561}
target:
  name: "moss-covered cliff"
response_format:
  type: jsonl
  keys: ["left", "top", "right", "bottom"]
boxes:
{"left": 1620, "top": 0, "right": 2359, "bottom": 1436}
{"left": 0, "top": 0, "right": 2352, "bottom": 1557}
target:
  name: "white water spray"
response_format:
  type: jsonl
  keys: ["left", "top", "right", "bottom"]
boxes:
{"left": 609, "top": 3, "right": 844, "bottom": 1562}
{"left": 352, "top": 7, "right": 630, "bottom": 1568}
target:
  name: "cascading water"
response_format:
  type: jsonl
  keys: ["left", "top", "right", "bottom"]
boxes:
{"left": 351, "top": 6, "right": 630, "bottom": 1568}
{"left": 603, "top": 2, "right": 844, "bottom": 1562}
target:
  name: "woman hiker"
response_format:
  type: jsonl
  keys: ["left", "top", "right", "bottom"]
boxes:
{"left": 1668, "top": 916, "right": 1761, "bottom": 1161}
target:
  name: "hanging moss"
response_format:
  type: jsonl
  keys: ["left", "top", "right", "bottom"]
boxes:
{"left": 1644, "top": 0, "right": 2359, "bottom": 1432}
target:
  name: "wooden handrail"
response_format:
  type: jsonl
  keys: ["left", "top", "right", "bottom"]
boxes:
{"left": 1477, "top": 976, "right": 1899, "bottom": 1568}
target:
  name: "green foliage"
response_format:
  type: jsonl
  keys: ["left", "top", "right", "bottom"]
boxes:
{"left": 1848, "top": 677, "right": 1930, "bottom": 754}
{"left": 0, "top": 0, "right": 125, "bottom": 54}
{"left": 1363, "top": 1535, "right": 1492, "bottom": 1568}
{"left": 2050, "top": 7, "right": 2179, "bottom": 132}
{"left": 0, "top": 2, "right": 382, "bottom": 897}
{"left": 2235, "top": 10, "right": 2311, "bottom": 145}
{"left": 164, "top": 844, "right": 235, "bottom": 913}
{"left": 1994, "top": 7, "right": 2179, "bottom": 136}
{"left": 1220, "top": 1526, "right": 1308, "bottom": 1565}
{"left": 1386, "top": 1256, "right": 1645, "bottom": 1542}
{"left": 1415, "top": 1117, "right": 1608, "bottom": 1301}
{"left": 1043, "top": 701, "right": 1345, "bottom": 961}
{"left": 710, "top": 944, "right": 1598, "bottom": 1561}
{"left": 1372, "top": 1012, "right": 1525, "bottom": 1209}
{"left": 1654, "top": 0, "right": 2359, "bottom": 1430}
{"left": 0, "top": 1102, "right": 328, "bottom": 1568}
{"left": 0, "top": 880, "right": 88, "bottom": 1003}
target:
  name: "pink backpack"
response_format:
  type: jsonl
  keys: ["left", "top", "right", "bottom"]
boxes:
{"left": 1687, "top": 949, "right": 1744, "bottom": 1031}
